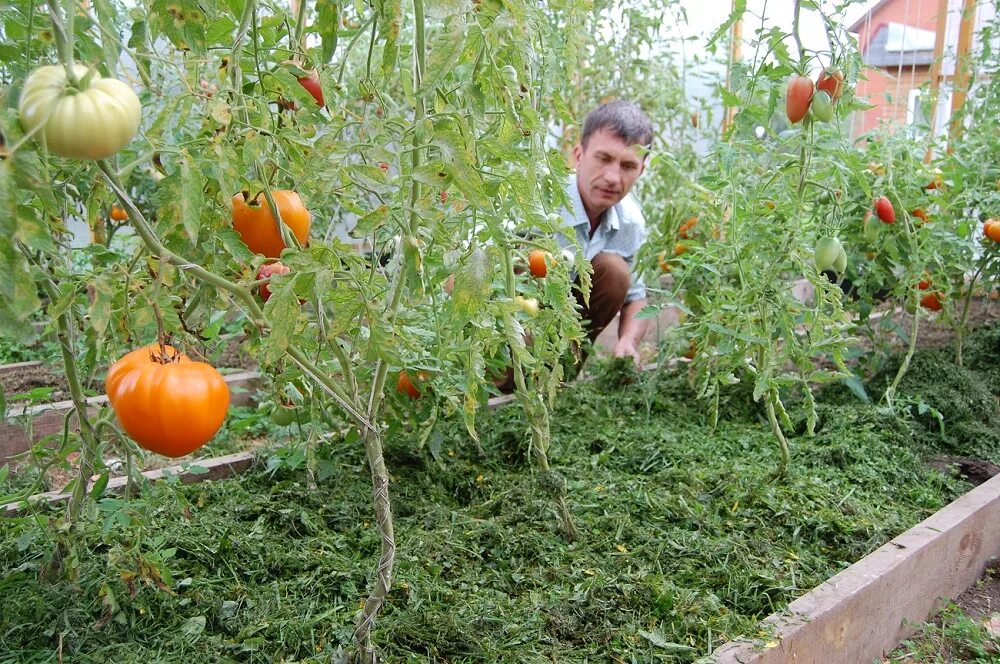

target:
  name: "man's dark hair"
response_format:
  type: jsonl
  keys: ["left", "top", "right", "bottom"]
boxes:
{"left": 581, "top": 100, "right": 653, "bottom": 149}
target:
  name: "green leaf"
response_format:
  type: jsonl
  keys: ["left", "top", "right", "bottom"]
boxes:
{"left": 451, "top": 247, "right": 492, "bottom": 320}
{"left": 155, "top": 153, "right": 205, "bottom": 245}
{"left": 89, "top": 275, "right": 116, "bottom": 336}
{"left": 89, "top": 472, "right": 110, "bottom": 500}
{"left": 315, "top": 0, "right": 340, "bottom": 64}
{"left": 705, "top": 0, "right": 746, "bottom": 51}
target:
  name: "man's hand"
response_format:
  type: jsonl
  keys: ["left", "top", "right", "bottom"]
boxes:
{"left": 613, "top": 337, "right": 641, "bottom": 366}
{"left": 615, "top": 298, "right": 649, "bottom": 366}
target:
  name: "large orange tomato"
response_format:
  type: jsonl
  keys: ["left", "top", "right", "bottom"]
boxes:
{"left": 785, "top": 76, "right": 814, "bottom": 124}
{"left": 232, "top": 190, "right": 311, "bottom": 258}
{"left": 106, "top": 344, "right": 230, "bottom": 457}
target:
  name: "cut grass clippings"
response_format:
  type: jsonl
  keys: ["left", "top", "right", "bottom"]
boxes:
{"left": 1, "top": 325, "right": 999, "bottom": 663}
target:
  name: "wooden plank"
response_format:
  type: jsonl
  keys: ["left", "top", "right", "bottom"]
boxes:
{"left": 0, "top": 361, "right": 43, "bottom": 378}
{"left": 0, "top": 371, "right": 264, "bottom": 466}
{"left": 713, "top": 472, "right": 1000, "bottom": 663}
{"left": 2, "top": 451, "right": 256, "bottom": 516}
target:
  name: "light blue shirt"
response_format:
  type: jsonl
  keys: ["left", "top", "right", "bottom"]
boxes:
{"left": 555, "top": 175, "right": 647, "bottom": 303}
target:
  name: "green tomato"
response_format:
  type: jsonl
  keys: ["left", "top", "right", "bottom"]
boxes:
{"left": 814, "top": 237, "right": 843, "bottom": 271}
{"left": 832, "top": 245, "right": 848, "bottom": 274}
{"left": 19, "top": 64, "right": 142, "bottom": 160}
{"left": 266, "top": 401, "right": 310, "bottom": 426}
{"left": 810, "top": 91, "right": 834, "bottom": 123}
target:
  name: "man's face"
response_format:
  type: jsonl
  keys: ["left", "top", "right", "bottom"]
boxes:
{"left": 573, "top": 127, "right": 646, "bottom": 217}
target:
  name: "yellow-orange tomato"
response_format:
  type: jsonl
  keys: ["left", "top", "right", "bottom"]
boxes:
{"left": 110, "top": 205, "right": 128, "bottom": 221}
{"left": 528, "top": 249, "right": 549, "bottom": 278}
{"left": 232, "top": 190, "right": 311, "bottom": 258}
{"left": 106, "top": 345, "right": 230, "bottom": 457}
{"left": 985, "top": 220, "right": 1000, "bottom": 243}
{"left": 674, "top": 242, "right": 690, "bottom": 256}
{"left": 683, "top": 339, "right": 697, "bottom": 360}
{"left": 657, "top": 251, "right": 671, "bottom": 273}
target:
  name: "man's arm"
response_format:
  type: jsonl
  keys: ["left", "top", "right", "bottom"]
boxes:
{"left": 613, "top": 297, "right": 649, "bottom": 364}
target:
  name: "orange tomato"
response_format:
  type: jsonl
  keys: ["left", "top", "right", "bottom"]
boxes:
{"left": 674, "top": 242, "right": 690, "bottom": 256}
{"left": 110, "top": 205, "right": 128, "bottom": 221}
{"left": 985, "top": 220, "right": 1000, "bottom": 243}
{"left": 911, "top": 208, "right": 927, "bottom": 222}
{"left": 106, "top": 344, "right": 230, "bottom": 457}
{"left": 679, "top": 216, "right": 698, "bottom": 239}
{"left": 232, "top": 190, "right": 311, "bottom": 258}
{"left": 657, "top": 251, "right": 671, "bottom": 273}
{"left": 528, "top": 249, "right": 549, "bottom": 278}
{"left": 785, "top": 76, "right": 814, "bottom": 124}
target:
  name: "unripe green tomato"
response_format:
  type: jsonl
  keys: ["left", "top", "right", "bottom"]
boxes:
{"left": 268, "top": 402, "right": 310, "bottom": 426}
{"left": 18, "top": 64, "right": 142, "bottom": 160}
{"left": 814, "top": 237, "right": 843, "bottom": 271}
{"left": 810, "top": 90, "right": 834, "bottom": 123}
{"left": 832, "top": 245, "right": 848, "bottom": 274}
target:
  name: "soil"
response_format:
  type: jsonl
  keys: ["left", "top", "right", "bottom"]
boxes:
{"left": 0, "top": 363, "right": 71, "bottom": 403}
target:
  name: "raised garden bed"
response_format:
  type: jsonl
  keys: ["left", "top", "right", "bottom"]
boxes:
{"left": 1, "top": 323, "right": 997, "bottom": 661}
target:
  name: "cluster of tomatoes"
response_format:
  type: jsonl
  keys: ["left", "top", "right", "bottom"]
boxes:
{"left": 785, "top": 68, "right": 844, "bottom": 125}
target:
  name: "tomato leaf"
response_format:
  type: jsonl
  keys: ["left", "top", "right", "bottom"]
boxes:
{"left": 315, "top": 0, "right": 340, "bottom": 64}
{"left": 89, "top": 472, "right": 110, "bottom": 500}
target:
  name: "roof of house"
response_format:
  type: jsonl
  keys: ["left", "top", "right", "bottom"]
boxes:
{"left": 864, "top": 23, "right": 936, "bottom": 67}
{"left": 849, "top": 0, "right": 895, "bottom": 33}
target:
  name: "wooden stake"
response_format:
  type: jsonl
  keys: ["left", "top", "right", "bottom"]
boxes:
{"left": 924, "top": 0, "right": 950, "bottom": 162}
{"left": 948, "top": 0, "right": 978, "bottom": 149}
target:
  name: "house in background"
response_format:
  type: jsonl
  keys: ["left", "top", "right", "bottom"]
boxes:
{"left": 849, "top": 0, "right": 999, "bottom": 141}
{"left": 849, "top": 0, "right": 940, "bottom": 138}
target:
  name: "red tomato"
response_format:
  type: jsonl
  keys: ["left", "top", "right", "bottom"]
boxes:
{"left": 106, "top": 344, "right": 230, "bottom": 457}
{"left": 396, "top": 371, "right": 422, "bottom": 399}
{"left": 920, "top": 292, "right": 943, "bottom": 311}
{"left": 257, "top": 262, "right": 291, "bottom": 302}
{"left": 785, "top": 76, "right": 814, "bottom": 124}
{"left": 232, "top": 190, "right": 311, "bottom": 258}
{"left": 875, "top": 196, "right": 895, "bottom": 224}
{"left": 296, "top": 71, "right": 325, "bottom": 107}
{"left": 816, "top": 68, "right": 844, "bottom": 102}
{"left": 917, "top": 276, "right": 932, "bottom": 291}
{"left": 911, "top": 208, "right": 927, "bottom": 222}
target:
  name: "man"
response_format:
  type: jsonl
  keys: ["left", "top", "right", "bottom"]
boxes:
{"left": 557, "top": 100, "right": 653, "bottom": 365}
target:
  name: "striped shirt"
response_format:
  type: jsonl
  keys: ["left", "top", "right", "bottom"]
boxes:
{"left": 554, "top": 175, "right": 648, "bottom": 303}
